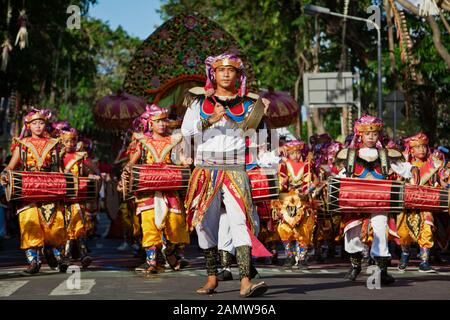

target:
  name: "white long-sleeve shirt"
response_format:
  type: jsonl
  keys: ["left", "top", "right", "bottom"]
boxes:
{"left": 181, "top": 98, "right": 246, "bottom": 166}
{"left": 336, "top": 147, "right": 413, "bottom": 179}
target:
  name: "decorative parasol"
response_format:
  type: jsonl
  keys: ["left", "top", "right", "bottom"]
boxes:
{"left": 123, "top": 12, "right": 256, "bottom": 117}
{"left": 93, "top": 90, "right": 146, "bottom": 131}
{"left": 260, "top": 88, "right": 300, "bottom": 128}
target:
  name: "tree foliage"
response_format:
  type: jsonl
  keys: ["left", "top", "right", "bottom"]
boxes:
{"left": 0, "top": 0, "right": 140, "bottom": 160}
{"left": 160, "top": 0, "right": 449, "bottom": 145}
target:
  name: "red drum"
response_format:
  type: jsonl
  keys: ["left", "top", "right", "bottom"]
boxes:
{"left": 5, "top": 170, "right": 77, "bottom": 202}
{"left": 404, "top": 185, "right": 449, "bottom": 212}
{"left": 255, "top": 201, "right": 273, "bottom": 220}
{"left": 66, "top": 177, "right": 101, "bottom": 203}
{"left": 247, "top": 167, "right": 279, "bottom": 203}
{"left": 124, "top": 164, "right": 190, "bottom": 197}
{"left": 327, "top": 177, "right": 404, "bottom": 214}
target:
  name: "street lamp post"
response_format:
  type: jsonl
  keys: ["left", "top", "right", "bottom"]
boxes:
{"left": 304, "top": 4, "right": 383, "bottom": 119}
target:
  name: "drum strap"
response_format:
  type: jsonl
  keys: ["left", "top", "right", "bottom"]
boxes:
{"left": 378, "top": 149, "right": 390, "bottom": 176}
{"left": 20, "top": 146, "right": 27, "bottom": 170}
{"left": 346, "top": 149, "right": 357, "bottom": 177}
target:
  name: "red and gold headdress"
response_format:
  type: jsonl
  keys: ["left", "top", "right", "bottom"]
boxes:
{"left": 403, "top": 132, "right": 429, "bottom": 161}
{"left": 24, "top": 108, "right": 52, "bottom": 124}
{"left": 405, "top": 132, "right": 429, "bottom": 148}
{"left": 204, "top": 53, "right": 246, "bottom": 97}
{"left": 284, "top": 140, "right": 306, "bottom": 152}
{"left": 60, "top": 128, "right": 78, "bottom": 140}
{"left": 19, "top": 108, "right": 53, "bottom": 139}
{"left": 350, "top": 114, "right": 384, "bottom": 148}
{"left": 146, "top": 104, "right": 169, "bottom": 121}
{"left": 354, "top": 115, "right": 383, "bottom": 134}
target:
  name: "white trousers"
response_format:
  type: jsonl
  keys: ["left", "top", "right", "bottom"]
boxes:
{"left": 344, "top": 213, "right": 390, "bottom": 257}
{"left": 217, "top": 207, "right": 260, "bottom": 255}
{"left": 196, "top": 183, "right": 252, "bottom": 250}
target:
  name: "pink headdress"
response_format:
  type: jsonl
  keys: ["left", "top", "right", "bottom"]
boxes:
{"left": 146, "top": 103, "right": 169, "bottom": 121}
{"left": 284, "top": 140, "right": 306, "bottom": 156}
{"left": 20, "top": 107, "right": 53, "bottom": 139}
{"left": 60, "top": 127, "right": 78, "bottom": 140}
{"left": 403, "top": 132, "right": 429, "bottom": 161}
{"left": 204, "top": 53, "right": 246, "bottom": 97}
{"left": 349, "top": 115, "right": 384, "bottom": 149}
{"left": 51, "top": 120, "right": 71, "bottom": 138}
{"left": 133, "top": 104, "right": 169, "bottom": 134}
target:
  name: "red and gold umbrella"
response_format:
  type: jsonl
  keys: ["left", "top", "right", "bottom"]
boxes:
{"left": 93, "top": 91, "right": 146, "bottom": 131}
{"left": 260, "top": 89, "right": 300, "bottom": 128}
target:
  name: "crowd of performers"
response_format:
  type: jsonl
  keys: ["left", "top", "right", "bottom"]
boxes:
{"left": 1, "top": 53, "right": 449, "bottom": 298}
{"left": 0, "top": 110, "right": 100, "bottom": 274}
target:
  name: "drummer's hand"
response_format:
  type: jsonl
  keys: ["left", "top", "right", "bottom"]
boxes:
{"left": 0, "top": 172, "right": 8, "bottom": 186}
{"left": 121, "top": 166, "right": 131, "bottom": 178}
{"left": 209, "top": 103, "right": 226, "bottom": 124}
{"left": 181, "top": 157, "right": 193, "bottom": 166}
{"left": 117, "top": 180, "right": 123, "bottom": 193}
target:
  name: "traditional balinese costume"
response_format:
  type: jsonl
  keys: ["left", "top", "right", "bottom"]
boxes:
{"left": 126, "top": 104, "right": 189, "bottom": 273}
{"left": 182, "top": 53, "right": 269, "bottom": 297}
{"left": 397, "top": 133, "right": 446, "bottom": 272}
{"left": 2, "top": 109, "right": 67, "bottom": 274}
{"left": 272, "top": 140, "right": 316, "bottom": 269}
{"left": 333, "top": 115, "right": 413, "bottom": 284}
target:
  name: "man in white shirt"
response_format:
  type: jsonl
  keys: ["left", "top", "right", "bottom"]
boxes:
{"left": 182, "top": 53, "right": 268, "bottom": 298}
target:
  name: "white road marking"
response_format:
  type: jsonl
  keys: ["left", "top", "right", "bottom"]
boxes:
{"left": 49, "top": 279, "right": 96, "bottom": 296}
{"left": 0, "top": 281, "right": 29, "bottom": 297}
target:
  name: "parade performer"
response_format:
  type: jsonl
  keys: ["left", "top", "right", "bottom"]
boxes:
{"left": 333, "top": 115, "right": 414, "bottom": 284}
{"left": 397, "top": 133, "right": 446, "bottom": 272}
{"left": 121, "top": 104, "right": 190, "bottom": 274}
{"left": 115, "top": 128, "right": 142, "bottom": 256}
{"left": 248, "top": 137, "right": 281, "bottom": 265}
{"left": 272, "top": 140, "right": 317, "bottom": 269}
{"left": 77, "top": 136, "right": 99, "bottom": 240}
{"left": 312, "top": 138, "right": 343, "bottom": 262}
{"left": 182, "top": 53, "right": 269, "bottom": 297}
{"left": 0, "top": 108, "right": 68, "bottom": 274}
{"left": 60, "top": 127, "right": 100, "bottom": 268}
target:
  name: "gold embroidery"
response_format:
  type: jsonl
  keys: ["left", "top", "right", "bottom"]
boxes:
{"left": 39, "top": 203, "right": 57, "bottom": 226}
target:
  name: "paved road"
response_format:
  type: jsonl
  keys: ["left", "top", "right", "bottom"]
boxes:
{"left": 1, "top": 214, "right": 450, "bottom": 300}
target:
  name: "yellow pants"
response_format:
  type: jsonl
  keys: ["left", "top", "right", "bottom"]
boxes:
{"left": 119, "top": 202, "right": 133, "bottom": 236}
{"left": 119, "top": 202, "right": 141, "bottom": 238}
{"left": 84, "top": 214, "right": 94, "bottom": 235}
{"left": 66, "top": 204, "right": 86, "bottom": 240}
{"left": 19, "top": 204, "right": 67, "bottom": 250}
{"left": 315, "top": 219, "right": 333, "bottom": 243}
{"left": 258, "top": 223, "right": 280, "bottom": 244}
{"left": 277, "top": 212, "right": 315, "bottom": 246}
{"left": 397, "top": 211, "right": 434, "bottom": 248}
{"left": 141, "top": 209, "right": 190, "bottom": 248}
